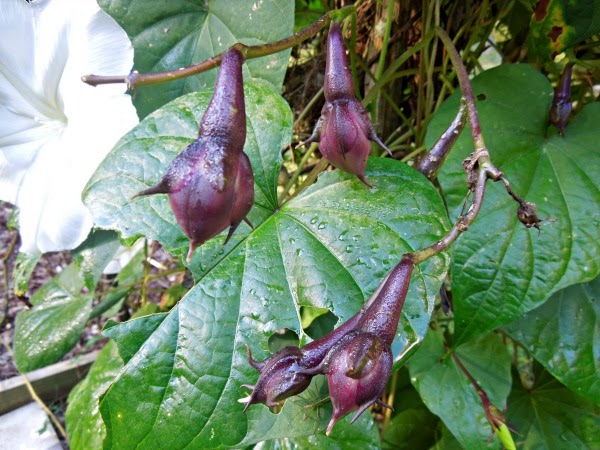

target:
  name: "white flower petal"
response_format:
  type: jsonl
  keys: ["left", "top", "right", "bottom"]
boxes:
{"left": 103, "top": 239, "right": 146, "bottom": 274}
{"left": 0, "top": 0, "right": 138, "bottom": 254}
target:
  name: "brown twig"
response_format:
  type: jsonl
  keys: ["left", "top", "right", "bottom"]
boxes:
{"left": 82, "top": 7, "right": 356, "bottom": 90}
{"left": 410, "top": 28, "right": 539, "bottom": 264}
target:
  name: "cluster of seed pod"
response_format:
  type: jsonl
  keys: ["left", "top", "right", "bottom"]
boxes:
{"left": 132, "top": 21, "right": 426, "bottom": 434}
{"left": 136, "top": 21, "right": 389, "bottom": 260}
{"left": 240, "top": 256, "right": 415, "bottom": 434}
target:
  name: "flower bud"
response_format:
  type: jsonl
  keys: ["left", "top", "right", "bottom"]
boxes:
{"left": 239, "top": 345, "right": 313, "bottom": 410}
{"left": 133, "top": 48, "right": 253, "bottom": 260}
{"left": 301, "top": 330, "right": 392, "bottom": 435}
{"left": 303, "top": 22, "right": 391, "bottom": 187}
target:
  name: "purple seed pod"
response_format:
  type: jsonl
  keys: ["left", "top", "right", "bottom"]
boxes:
{"left": 300, "top": 330, "right": 392, "bottom": 435}
{"left": 226, "top": 151, "right": 255, "bottom": 244}
{"left": 355, "top": 256, "right": 414, "bottom": 345}
{"left": 133, "top": 48, "right": 253, "bottom": 260}
{"left": 303, "top": 22, "right": 391, "bottom": 187}
{"left": 241, "top": 255, "right": 415, "bottom": 434}
{"left": 549, "top": 63, "right": 573, "bottom": 136}
{"left": 239, "top": 346, "right": 313, "bottom": 410}
{"left": 240, "top": 310, "right": 365, "bottom": 409}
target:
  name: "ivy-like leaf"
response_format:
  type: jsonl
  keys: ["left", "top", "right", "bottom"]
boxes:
{"left": 66, "top": 342, "right": 123, "bottom": 450}
{"left": 409, "top": 331, "right": 512, "bottom": 449}
{"left": 507, "top": 365, "right": 600, "bottom": 449}
{"left": 504, "top": 276, "right": 600, "bottom": 406}
{"left": 13, "top": 268, "right": 92, "bottom": 372}
{"left": 98, "top": 0, "right": 294, "bottom": 117}
{"left": 528, "top": 0, "right": 600, "bottom": 59}
{"left": 428, "top": 64, "right": 600, "bottom": 345}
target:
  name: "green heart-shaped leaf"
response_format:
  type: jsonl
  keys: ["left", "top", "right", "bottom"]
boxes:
{"left": 13, "top": 231, "right": 120, "bottom": 372}
{"left": 96, "top": 158, "right": 450, "bottom": 448}
{"left": 66, "top": 342, "right": 123, "bottom": 450}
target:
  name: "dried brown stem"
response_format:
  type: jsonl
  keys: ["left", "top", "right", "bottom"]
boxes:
{"left": 411, "top": 28, "right": 538, "bottom": 264}
{"left": 82, "top": 7, "right": 355, "bottom": 90}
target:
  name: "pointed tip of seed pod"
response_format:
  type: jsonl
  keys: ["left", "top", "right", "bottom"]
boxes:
{"left": 186, "top": 240, "right": 198, "bottom": 263}
{"left": 370, "top": 133, "right": 393, "bottom": 156}
{"left": 131, "top": 179, "right": 170, "bottom": 200}
{"left": 224, "top": 222, "right": 240, "bottom": 246}
{"left": 326, "top": 411, "right": 343, "bottom": 436}
{"left": 357, "top": 174, "right": 373, "bottom": 188}
{"left": 246, "top": 344, "right": 265, "bottom": 371}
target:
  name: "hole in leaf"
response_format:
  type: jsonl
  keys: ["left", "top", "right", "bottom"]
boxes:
{"left": 301, "top": 306, "right": 339, "bottom": 340}
{"left": 476, "top": 93, "right": 487, "bottom": 101}
{"left": 268, "top": 328, "right": 299, "bottom": 353}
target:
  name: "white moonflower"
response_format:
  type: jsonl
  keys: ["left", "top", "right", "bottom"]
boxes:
{"left": 0, "top": 0, "right": 138, "bottom": 253}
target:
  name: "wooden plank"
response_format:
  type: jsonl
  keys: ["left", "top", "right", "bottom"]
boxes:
{"left": 0, "top": 351, "right": 98, "bottom": 415}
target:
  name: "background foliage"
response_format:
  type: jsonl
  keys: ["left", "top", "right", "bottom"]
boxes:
{"left": 6, "top": 0, "right": 599, "bottom": 449}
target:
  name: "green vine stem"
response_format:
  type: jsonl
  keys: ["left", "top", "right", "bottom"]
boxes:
{"left": 450, "top": 349, "right": 516, "bottom": 450}
{"left": 82, "top": 6, "right": 356, "bottom": 90}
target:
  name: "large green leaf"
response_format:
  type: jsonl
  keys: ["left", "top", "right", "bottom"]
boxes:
{"left": 103, "top": 313, "right": 168, "bottom": 364}
{"left": 83, "top": 81, "right": 291, "bottom": 270}
{"left": 410, "top": 331, "right": 512, "bottom": 449}
{"left": 13, "top": 267, "right": 93, "bottom": 372}
{"left": 13, "top": 232, "right": 120, "bottom": 372}
{"left": 507, "top": 365, "right": 600, "bottom": 449}
{"left": 66, "top": 342, "right": 123, "bottom": 450}
{"left": 95, "top": 158, "right": 450, "bottom": 448}
{"left": 99, "top": 0, "right": 294, "bottom": 117}
{"left": 504, "top": 276, "right": 600, "bottom": 406}
{"left": 528, "top": 0, "right": 600, "bottom": 59}
{"left": 428, "top": 64, "right": 600, "bottom": 345}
